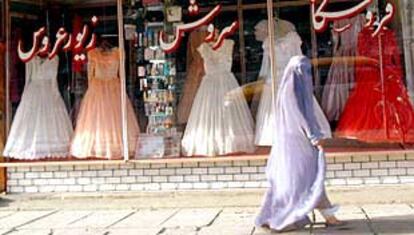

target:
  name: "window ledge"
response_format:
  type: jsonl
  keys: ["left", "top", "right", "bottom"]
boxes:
{"left": 0, "top": 148, "right": 413, "bottom": 168}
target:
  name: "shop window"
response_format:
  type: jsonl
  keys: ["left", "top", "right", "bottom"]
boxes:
{"left": 4, "top": 0, "right": 131, "bottom": 161}
{"left": 129, "top": 0, "right": 258, "bottom": 158}
{"left": 2, "top": 0, "right": 414, "bottom": 164}
{"left": 272, "top": 0, "right": 414, "bottom": 152}
{"left": 0, "top": 0, "right": 4, "bottom": 41}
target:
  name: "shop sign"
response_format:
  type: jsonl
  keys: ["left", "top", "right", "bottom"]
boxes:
{"left": 18, "top": 16, "right": 98, "bottom": 63}
{"left": 159, "top": 4, "right": 239, "bottom": 53}
{"left": 311, "top": 0, "right": 395, "bottom": 37}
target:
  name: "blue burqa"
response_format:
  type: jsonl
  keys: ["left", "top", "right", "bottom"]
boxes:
{"left": 255, "top": 56, "right": 332, "bottom": 231}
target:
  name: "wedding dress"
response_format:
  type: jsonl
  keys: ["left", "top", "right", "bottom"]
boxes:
{"left": 3, "top": 56, "right": 73, "bottom": 159}
{"left": 181, "top": 40, "right": 254, "bottom": 156}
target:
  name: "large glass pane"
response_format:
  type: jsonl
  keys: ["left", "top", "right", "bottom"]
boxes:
{"left": 0, "top": 0, "right": 5, "bottom": 192}
{"left": 268, "top": 0, "right": 414, "bottom": 151}
{"left": 0, "top": 0, "right": 4, "bottom": 41}
{"left": 126, "top": 0, "right": 270, "bottom": 158}
{"left": 4, "top": 0, "right": 131, "bottom": 161}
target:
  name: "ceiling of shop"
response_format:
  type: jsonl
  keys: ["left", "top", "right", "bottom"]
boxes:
{"left": 12, "top": 0, "right": 116, "bottom": 5}
{"left": 55, "top": 0, "right": 116, "bottom": 3}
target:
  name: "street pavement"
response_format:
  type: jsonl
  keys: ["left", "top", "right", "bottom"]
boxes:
{"left": 0, "top": 185, "right": 413, "bottom": 234}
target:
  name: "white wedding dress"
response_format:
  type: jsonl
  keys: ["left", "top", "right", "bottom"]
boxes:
{"left": 3, "top": 56, "right": 73, "bottom": 159}
{"left": 182, "top": 40, "right": 254, "bottom": 156}
{"left": 255, "top": 31, "right": 303, "bottom": 146}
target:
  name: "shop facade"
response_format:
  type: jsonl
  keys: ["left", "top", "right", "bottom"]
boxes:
{"left": 1, "top": 0, "right": 414, "bottom": 194}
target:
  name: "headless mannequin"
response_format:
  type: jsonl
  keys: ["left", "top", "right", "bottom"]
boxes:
{"left": 254, "top": 18, "right": 296, "bottom": 43}
{"left": 251, "top": 18, "right": 296, "bottom": 117}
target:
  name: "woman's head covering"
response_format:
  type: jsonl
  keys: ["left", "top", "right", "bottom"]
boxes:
{"left": 276, "top": 56, "right": 331, "bottom": 144}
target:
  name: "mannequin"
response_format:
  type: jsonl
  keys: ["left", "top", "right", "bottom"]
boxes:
{"left": 321, "top": 15, "right": 366, "bottom": 122}
{"left": 3, "top": 54, "right": 74, "bottom": 159}
{"left": 253, "top": 18, "right": 303, "bottom": 146}
{"left": 71, "top": 45, "right": 140, "bottom": 159}
{"left": 336, "top": 22, "right": 414, "bottom": 143}
{"left": 254, "top": 18, "right": 296, "bottom": 42}
{"left": 181, "top": 36, "right": 254, "bottom": 156}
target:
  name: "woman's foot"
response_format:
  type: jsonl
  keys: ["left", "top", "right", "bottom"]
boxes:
{"left": 325, "top": 216, "right": 347, "bottom": 227}
{"left": 319, "top": 204, "right": 345, "bottom": 226}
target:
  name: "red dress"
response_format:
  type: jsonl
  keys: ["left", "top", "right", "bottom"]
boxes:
{"left": 336, "top": 28, "right": 414, "bottom": 143}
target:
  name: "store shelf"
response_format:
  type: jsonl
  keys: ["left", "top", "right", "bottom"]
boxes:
{"left": 147, "top": 75, "right": 167, "bottom": 79}
{"left": 146, "top": 22, "right": 164, "bottom": 27}
{"left": 146, "top": 4, "right": 164, "bottom": 11}
{"left": 149, "top": 46, "right": 161, "bottom": 50}
{"left": 137, "top": 4, "right": 177, "bottom": 137}
{"left": 148, "top": 113, "right": 174, "bottom": 117}
{"left": 145, "top": 100, "right": 172, "bottom": 103}
{"left": 149, "top": 59, "right": 167, "bottom": 63}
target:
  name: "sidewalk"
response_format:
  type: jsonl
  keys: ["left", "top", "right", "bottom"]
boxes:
{"left": 0, "top": 185, "right": 413, "bottom": 234}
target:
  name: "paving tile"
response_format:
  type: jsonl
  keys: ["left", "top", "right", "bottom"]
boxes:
{"left": 312, "top": 205, "right": 365, "bottom": 222}
{"left": 66, "top": 210, "right": 135, "bottom": 229}
{"left": 253, "top": 223, "right": 372, "bottom": 235}
{"left": 5, "top": 229, "right": 53, "bottom": 235}
{"left": 19, "top": 210, "right": 92, "bottom": 229}
{"left": 51, "top": 228, "right": 105, "bottom": 235}
{"left": 312, "top": 220, "right": 373, "bottom": 235}
{"left": 362, "top": 204, "right": 414, "bottom": 217}
{"left": 252, "top": 226, "right": 310, "bottom": 235}
{"left": 370, "top": 218, "right": 414, "bottom": 235}
{"left": 111, "top": 208, "right": 178, "bottom": 228}
{"left": 198, "top": 227, "right": 255, "bottom": 235}
{"left": 310, "top": 206, "right": 372, "bottom": 234}
{"left": 0, "top": 211, "right": 16, "bottom": 220}
{"left": 0, "top": 211, "right": 55, "bottom": 230}
{"left": 252, "top": 206, "right": 373, "bottom": 235}
{"left": 210, "top": 207, "right": 257, "bottom": 225}
{"left": 162, "top": 208, "right": 221, "bottom": 228}
{"left": 159, "top": 227, "right": 198, "bottom": 235}
{"left": 0, "top": 229, "right": 12, "bottom": 235}
{"left": 103, "top": 228, "right": 162, "bottom": 235}
{"left": 362, "top": 204, "right": 414, "bottom": 234}
{"left": 369, "top": 215, "right": 414, "bottom": 234}
{"left": 198, "top": 207, "right": 256, "bottom": 235}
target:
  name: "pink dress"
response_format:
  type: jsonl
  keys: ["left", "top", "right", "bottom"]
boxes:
{"left": 71, "top": 48, "right": 140, "bottom": 159}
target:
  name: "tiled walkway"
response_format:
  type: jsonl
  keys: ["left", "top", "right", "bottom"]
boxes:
{"left": 0, "top": 186, "right": 414, "bottom": 234}
{"left": 0, "top": 204, "right": 413, "bottom": 234}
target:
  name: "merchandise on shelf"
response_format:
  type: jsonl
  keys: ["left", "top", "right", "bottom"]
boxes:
{"left": 134, "top": 2, "right": 182, "bottom": 158}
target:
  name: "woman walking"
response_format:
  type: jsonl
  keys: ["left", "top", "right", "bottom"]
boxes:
{"left": 255, "top": 56, "right": 343, "bottom": 232}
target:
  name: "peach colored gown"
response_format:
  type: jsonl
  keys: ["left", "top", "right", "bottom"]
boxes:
{"left": 71, "top": 48, "right": 139, "bottom": 159}
{"left": 176, "top": 30, "right": 207, "bottom": 124}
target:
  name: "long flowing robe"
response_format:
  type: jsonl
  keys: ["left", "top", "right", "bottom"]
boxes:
{"left": 255, "top": 56, "right": 331, "bottom": 231}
